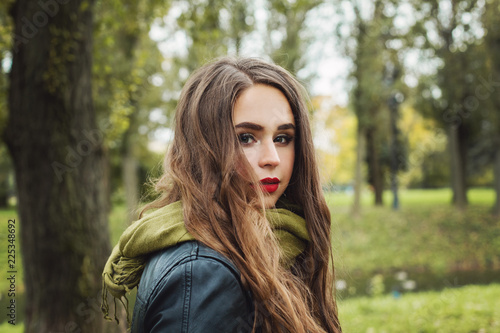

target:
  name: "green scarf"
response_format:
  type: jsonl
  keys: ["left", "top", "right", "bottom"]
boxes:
{"left": 101, "top": 200, "right": 309, "bottom": 324}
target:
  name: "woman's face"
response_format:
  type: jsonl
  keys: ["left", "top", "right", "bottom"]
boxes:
{"left": 233, "top": 84, "right": 295, "bottom": 208}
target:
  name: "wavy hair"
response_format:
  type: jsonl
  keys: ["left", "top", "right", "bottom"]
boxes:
{"left": 142, "top": 57, "right": 341, "bottom": 332}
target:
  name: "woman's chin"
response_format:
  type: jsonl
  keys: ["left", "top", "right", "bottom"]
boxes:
{"left": 263, "top": 196, "right": 278, "bottom": 209}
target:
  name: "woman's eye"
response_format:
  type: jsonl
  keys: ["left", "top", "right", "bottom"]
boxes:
{"left": 274, "top": 135, "right": 293, "bottom": 145}
{"left": 238, "top": 133, "right": 255, "bottom": 145}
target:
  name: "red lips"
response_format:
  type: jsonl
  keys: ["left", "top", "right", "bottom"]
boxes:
{"left": 259, "top": 177, "right": 280, "bottom": 193}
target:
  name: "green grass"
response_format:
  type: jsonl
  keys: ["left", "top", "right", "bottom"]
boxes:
{"left": 108, "top": 203, "right": 129, "bottom": 245}
{"left": 0, "top": 208, "right": 23, "bottom": 294}
{"left": 0, "top": 321, "right": 23, "bottom": 333}
{"left": 328, "top": 190, "right": 500, "bottom": 297}
{"left": 0, "top": 208, "right": 24, "bottom": 332}
{"left": 325, "top": 187, "right": 495, "bottom": 209}
{"left": 339, "top": 284, "right": 500, "bottom": 332}
{"left": 332, "top": 203, "right": 500, "bottom": 275}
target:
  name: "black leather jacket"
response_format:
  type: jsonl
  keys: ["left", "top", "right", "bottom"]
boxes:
{"left": 131, "top": 241, "right": 255, "bottom": 333}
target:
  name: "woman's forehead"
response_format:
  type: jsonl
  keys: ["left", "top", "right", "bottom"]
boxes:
{"left": 233, "top": 84, "right": 294, "bottom": 127}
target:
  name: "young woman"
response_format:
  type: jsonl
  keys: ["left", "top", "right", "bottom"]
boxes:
{"left": 102, "top": 57, "right": 342, "bottom": 333}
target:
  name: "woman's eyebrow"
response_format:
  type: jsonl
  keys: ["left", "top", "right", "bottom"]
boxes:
{"left": 235, "top": 122, "right": 296, "bottom": 131}
{"left": 235, "top": 122, "right": 264, "bottom": 130}
{"left": 277, "top": 123, "right": 295, "bottom": 131}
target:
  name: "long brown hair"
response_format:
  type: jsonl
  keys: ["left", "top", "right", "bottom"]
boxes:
{"left": 143, "top": 57, "right": 342, "bottom": 332}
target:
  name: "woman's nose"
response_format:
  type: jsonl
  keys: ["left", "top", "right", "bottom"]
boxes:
{"left": 258, "top": 141, "right": 280, "bottom": 168}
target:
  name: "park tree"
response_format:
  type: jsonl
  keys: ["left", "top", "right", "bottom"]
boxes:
{"left": 482, "top": 0, "right": 500, "bottom": 216}
{"left": 161, "top": 0, "right": 254, "bottom": 117}
{"left": 93, "top": 0, "right": 167, "bottom": 223}
{"left": 3, "top": 0, "right": 123, "bottom": 331}
{"left": 410, "top": 0, "right": 486, "bottom": 210}
{"left": 397, "top": 104, "right": 449, "bottom": 188}
{"left": 176, "top": 0, "right": 230, "bottom": 72}
{"left": 0, "top": 1, "right": 13, "bottom": 208}
{"left": 227, "top": 0, "right": 254, "bottom": 55}
{"left": 336, "top": 0, "right": 407, "bottom": 213}
{"left": 311, "top": 96, "right": 357, "bottom": 187}
{"left": 351, "top": 0, "right": 388, "bottom": 208}
{"left": 0, "top": 144, "right": 11, "bottom": 208}
{"left": 266, "top": 0, "right": 322, "bottom": 76}
{"left": 168, "top": 0, "right": 253, "bottom": 78}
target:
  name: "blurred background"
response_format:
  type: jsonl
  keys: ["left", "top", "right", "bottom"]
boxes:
{"left": 0, "top": 0, "right": 499, "bottom": 332}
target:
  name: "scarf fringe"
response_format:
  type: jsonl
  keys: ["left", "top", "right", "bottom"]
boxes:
{"left": 101, "top": 279, "right": 132, "bottom": 326}
{"left": 102, "top": 256, "right": 145, "bottom": 327}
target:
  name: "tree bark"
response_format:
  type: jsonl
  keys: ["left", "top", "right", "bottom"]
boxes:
{"left": 448, "top": 124, "right": 468, "bottom": 209}
{"left": 0, "top": 175, "right": 8, "bottom": 208}
{"left": 0, "top": 149, "right": 10, "bottom": 207}
{"left": 351, "top": 125, "right": 365, "bottom": 217}
{"left": 483, "top": 0, "right": 500, "bottom": 216}
{"left": 389, "top": 96, "right": 399, "bottom": 210}
{"left": 4, "top": 1, "right": 123, "bottom": 331}
{"left": 366, "top": 128, "right": 384, "bottom": 206}
{"left": 493, "top": 136, "right": 500, "bottom": 217}
{"left": 119, "top": 32, "right": 140, "bottom": 225}
{"left": 123, "top": 147, "right": 139, "bottom": 224}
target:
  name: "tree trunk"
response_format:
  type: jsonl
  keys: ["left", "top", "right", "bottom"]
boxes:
{"left": 4, "top": 1, "right": 123, "bottom": 331}
{"left": 351, "top": 126, "right": 365, "bottom": 217}
{"left": 120, "top": 101, "right": 140, "bottom": 225}
{"left": 123, "top": 149, "right": 139, "bottom": 224}
{"left": 0, "top": 177, "right": 9, "bottom": 209}
{"left": 0, "top": 152, "right": 10, "bottom": 207}
{"left": 448, "top": 124, "right": 468, "bottom": 209}
{"left": 366, "top": 128, "right": 384, "bottom": 206}
{"left": 0, "top": 176, "right": 8, "bottom": 208}
{"left": 120, "top": 33, "right": 140, "bottom": 225}
{"left": 493, "top": 136, "right": 500, "bottom": 217}
{"left": 389, "top": 97, "right": 399, "bottom": 211}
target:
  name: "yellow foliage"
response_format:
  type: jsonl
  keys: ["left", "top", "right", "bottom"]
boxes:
{"left": 311, "top": 97, "right": 448, "bottom": 188}
{"left": 311, "top": 96, "right": 357, "bottom": 186}
{"left": 105, "top": 79, "right": 134, "bottom": 145}
{"left": 80, "top": 1, "right": 90, "bottom": 12}
{"left": 398, "top": 104, "right": 447, "bottom": 186}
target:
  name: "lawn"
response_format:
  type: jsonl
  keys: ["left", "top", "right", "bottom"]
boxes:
{"left": 332, "top": 203, "right": 500, "bottom": 273}
{"left": 339, "top": 284, "right": 500, "bottom": 332}
{"left": 327, "top": 188, "right": 500, "bottom": 297}
{"left": 0, "top": 208, "right": 23, "bottom": 294}
{"left": 325, "top": 187, "right": 495, "bottom": 209}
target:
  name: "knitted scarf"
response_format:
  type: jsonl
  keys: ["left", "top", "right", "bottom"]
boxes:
{"left": 101, "top": 200, "right": 310, "bottom": 324}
